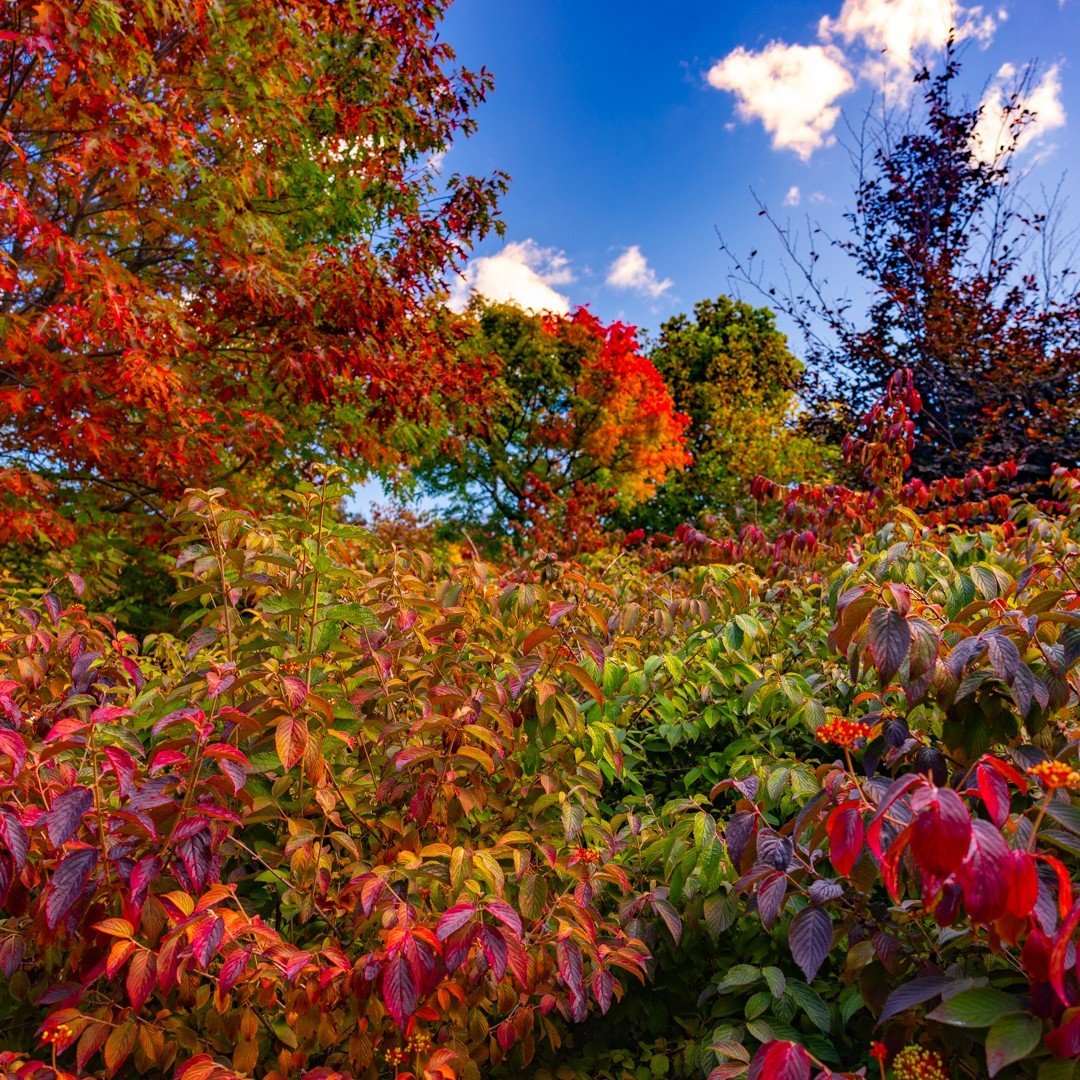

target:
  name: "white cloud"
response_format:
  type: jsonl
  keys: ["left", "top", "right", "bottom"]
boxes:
{"left": 710, "top": 0, "right": 1010, "bottom": 155}
{"left": 448, "top": 240, "right": 573, "bottom": 315}
{"left": 605, "top": 245, "right": 673, "bottom": 299}
{"left": 707, "top": 42, "right": 854, "bottom": 159}
{"left": 970, "top": 63, "right": 1066, "bottom": 164}
{"left": 820, "top": 0, "right": 998, "bottom": 92}
{"left": 784, "top": 185, "right": 802, "bottom": 206}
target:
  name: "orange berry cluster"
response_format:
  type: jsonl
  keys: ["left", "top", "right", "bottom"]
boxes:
{"left": 816, "top": 717, "right": 873, "bottom": 749}
{"left": 1028, "top": 759, "right": 1080, "bottom": 792}
{"left": 572, "top": 847, "right": 601, "bottom": 864}
{"left": 384, "top": 1047, "right": 408, "bottom": 1067}
{"left": 39, "top": 1023, "right": 74, "bottom": 1045}
{"left": 892, "top": 1046, "right": 948, "bottom": 1080}
{"left": 407, "top": 1032, "right": 433, "bottom": 1054}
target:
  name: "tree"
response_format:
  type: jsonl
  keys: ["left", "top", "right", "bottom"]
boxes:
{"left": 0, "top": 0, "right": 505, "bottom": 550}
{"left": 416, "top": 302, "right": 689, "bottom": 549}
{"left": 731, "top": 50, "right": 1080, "bottom": 485}
{"left": 634, "top": 296, "right": 833, "bottom": 531}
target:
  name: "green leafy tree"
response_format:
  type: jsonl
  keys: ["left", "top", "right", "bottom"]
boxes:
{"left": 633, "top": 297, "right": 833, "bottom": 531}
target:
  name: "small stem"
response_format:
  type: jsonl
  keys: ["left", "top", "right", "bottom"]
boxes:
{"left": 1027, "top": 794, "right": 1050, "bottom": 852}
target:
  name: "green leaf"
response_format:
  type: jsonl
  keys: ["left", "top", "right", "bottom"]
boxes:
{"left": 926, "top": 988, "right": 1024, "bottom": 1028}
{"left": 787, "top": 979, "right": 831, "bottom": 1035}
{"left": 986, "top": 1014, "right": 1042, "bottom": 1077}
{"left": 322, "top": 603, "right": 380, "bottom": 628}
{"left": 762, "top": 966, "right": 786, "bottom": 999}
{"left": 1038, "top": 1062, "right": 1079, "bottom": 1080}
{"left": 716, "top": 964, "right": 760, "bottom": 992}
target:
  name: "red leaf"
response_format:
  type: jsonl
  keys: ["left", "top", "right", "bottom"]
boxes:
{"left": 485, "top": 898, "right": 523, "bottom": 939}
{"left": 975, "top": 762, "right": 1010, "bottom": 827}
{"left": 218, "top": 948, "right": 251, "bottom": 993}
{"left": 191, "top": 915, "right": 224, "bottom": 969}
{"left": 436, "top": 902, "right": 477, "bottom": 941}
{"left": 381, "top": 950, "right": 418, "bottom": 1030}
{"left": 275, "top": 715, "right": 308, "bottom": 771}
{"left": 556, "top": 937, "right": 584, "bottom": 996}
{"left": 478, "top": 925, "right": 508, "bottom": 980}
{"left": 592, "top": 967, "right": 614, "bottom": 1013}
{"left": 910, "top": 786, "right": 971, "bottom": 878}
{"left": 956, "top": 819, "right": 1009, "bottom": 923}
{"left": 749, "top": 1040, "right": 811, "bottom": 1080}
{"left": 1045, "top": 1009, "right": 1080, "bottom": 1059}
{"left": 1050, "top": 899, "right": 1080, "bottom": 1004}
{"left": 125, "top": 950, "right": 155, "bottom": 1011}
{"left": 1004, "top": 850, "right": 1039, "bottom": 920}
{"left": 102, "top": 747, "right": 136, "bottom": 796}
{"left": 0, "top": 730, "right": 27, "bottom": 776}
{"left": 826, "top": 801, "right": 864, "bottom": 876}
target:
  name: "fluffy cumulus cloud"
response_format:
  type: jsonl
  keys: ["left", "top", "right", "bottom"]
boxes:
{"left": 784, "top": 185, "right": 802, "bottom": 206}
{"left": 707, "top": 42, "right": 854, "bottom": 159}
{"left": 709, "top": 0, "right": 1014, "bottom": 156}
{"left": 820, "top": 0, "right": 998, "bottom": 92}
{"left": 970, "top": 62, "right": 1066, "bottom": 164}
{"left": 448, "top": 240, "right": 573, "bottom": 315}
{"left": 605, "top": 245, "right": 673, "bottom": 299}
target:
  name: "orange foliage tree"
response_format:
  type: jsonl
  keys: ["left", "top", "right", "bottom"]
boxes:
{"left": 0, "top": 0, "right": 504, "bottom": 548}
{"left": 415, "top": 302, "right": 689, "bottom": 552}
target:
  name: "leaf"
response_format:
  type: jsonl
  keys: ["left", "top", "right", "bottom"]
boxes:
{"left": 867, "top": 606, "right": 910, "bottom": 684}
{"left": 653, "top": 897, "right": 683, "bottom": 944}
{"left": 748, "top": 1040, "right": 810, "bottom": 1080}
{"left": 563, "top": 662, "right": 604, "bottom": 705}
{"left": 322, "top": 603, "right": 379, "bottom": 628}
{"left": 825, "top": 802, "right": 864, "bottom": 877}
{"left": 47, "top": 785, "right": 94, "bottom": 848}
{"left": 556, "top": 937, "right": 584, "bottom": 995}
{"left": 0, "top": 807, "right": 28, "bottom": 869}
{"left": 763, "top": 966, "right": 786, "bottom": 998}
{"left": 93, "top": 917, "right": 134, "bottom": 939}
{"left": 926, "top": 987, "right": 1024, "bottom": 1027}
{"left": 437, "top": 903, "right": 477, "bottom": 941}
{"left": 788, "top": 905, "right": 832, "bottom": 982}
{"left": 910, "top": 786, "right": 971, "bottom": 878}
{"left": 485, "top": 899, "right": 523, "bottom": 939}
{"left": 46, "top": 848, "right": 98, "bottom": 928}
{"left": 126, "top": 950, "right": 156, "bottom": 1011}
{"left": 986, "top": 1013, "right": 1043, "bottom": 1076}
{"left": 381, "top": 950, "right": 417, "bottom": 1030}
{"left": 103, "top": 1019, "right": 137, "bottom": 1076}
{"left": 275, "top": 714, "right": 309, "bottom": 771}
{"left": 757, "top": 871, "right": 788, "bottom": 930}
{"left": 192, "top": 916, "right": 224, "bottom": 969}
{"left": 976, "top": 762, "right": 1011, "bottom": 828}
{"left": 521, "top": 626, "right": 558, "bottom": 655}
{"left": 878, "top": 976, "right": 953, "bottom": 1024}
{"left": 716, "top": 964, "right": 760, "bottom": 992}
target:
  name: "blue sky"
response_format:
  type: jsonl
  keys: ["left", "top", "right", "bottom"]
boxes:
{"left": 438, "top": 0, "right": 1080, "bottom": 341}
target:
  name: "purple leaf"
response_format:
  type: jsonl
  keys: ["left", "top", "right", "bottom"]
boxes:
{"left": 0, "top": 807, "right": 28, "bottom": 869}
{"left": 46, "top": 786, "right": 93, "bottom": 848}
{"left": 46, "top": 848, "right": 98, "bottom": 929}
{"left": 789, "top": 905, "right": 833, "bottom": 982}
{"left": 878, "top": 975, "right": 953, "bottom": 1024}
